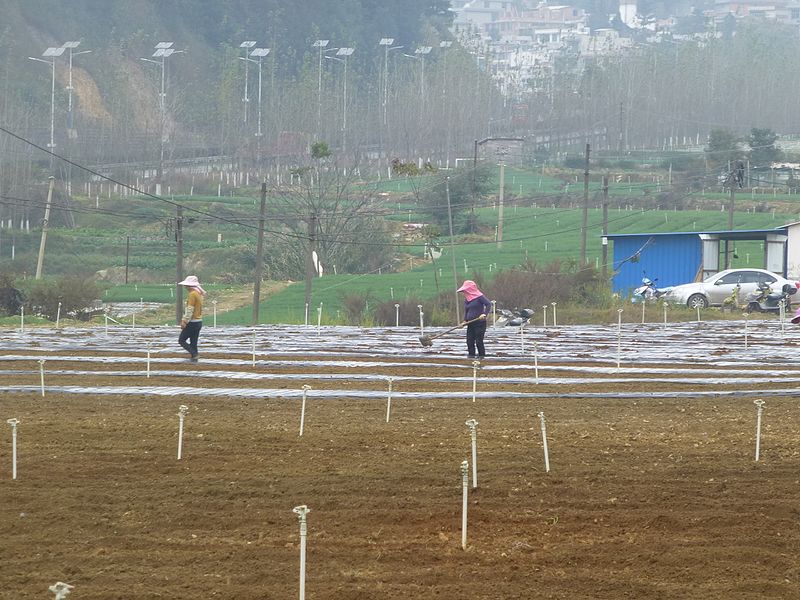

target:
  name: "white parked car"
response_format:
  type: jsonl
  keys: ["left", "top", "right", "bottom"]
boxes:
{"left": 663, "top": 268, "right": 798, "bottom": 309}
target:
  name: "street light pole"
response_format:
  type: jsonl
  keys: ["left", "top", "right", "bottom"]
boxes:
{"left": 62, "top": 41, "right": 90, "bottom": 203}
{"left": 28, "top": 47, "right": 65, "bottom": 174}
{"left": 312, "top": 39, "right": 329, "bottom": 140}
{"left": 415, "top": 46, "right": 432, "bottom": 105}
{"left": 380, "top": 38, "right": 393, "bottom": 128}
{"left": 141, "top": 42, "right": 184, "bottom": 187}
{"left": 379, "top": 38, "right": 402, "bottom": 166}
{"left": 62, "top": 42, "right": 91, "bottom": 129}
{"left": 379, "top": 39, "right": 402, "bottom": 128}
{"left": 239, "top": 41, "right": 256, "bottom": 126}
{"left": 242, "top": 48, "right": 270, "bottom": 170}
{"left": 248, "top": 48, "right": 271, "bottom": 139}
{"left": 440, "top": 41, "right": 452, "bottom": 167}
{"left": 326, "top": 47, "right": 354, "bottom": 154}
{"left": 403, "top": 47, "right": 432, "bottom": 152}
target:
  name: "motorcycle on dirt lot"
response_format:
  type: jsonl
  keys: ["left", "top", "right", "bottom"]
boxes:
{"left": 744, "top": 282, "right": 797, "bottom": 313}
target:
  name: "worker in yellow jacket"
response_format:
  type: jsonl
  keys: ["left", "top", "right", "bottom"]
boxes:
{"left": 178, "top": 275, "right": 205, "bottom": 362}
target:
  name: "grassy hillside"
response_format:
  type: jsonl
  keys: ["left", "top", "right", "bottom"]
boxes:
{"left": 218, "top": 205, "right": 782, "bottom": 325}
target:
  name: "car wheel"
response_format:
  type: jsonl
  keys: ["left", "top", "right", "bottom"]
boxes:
{"left": 687, "top": 294, "right": 708, "bottom": 309}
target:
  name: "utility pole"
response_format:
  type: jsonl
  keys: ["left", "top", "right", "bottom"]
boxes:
{"left": 446, "top": 176, "right": 460, "bottom": 323}
{"left": 471, "top": 139, "right": 478, "bottom": 225}
{"left": 175, "top": 206, "right": 184, "bottom": 325}
{"left": 602, "top": 176, "right": 609, "bottom": 282}
{"left": 726, "top": 181, "right": 735, "bottom": 269}
{"left": 125, "top": 236, "right": 130, "bottom": 284}
{"left": 304, "top": 212, "right": 317, "bottom": 309}
{"left": 252, "top": 182, "right": 267, "bottom": 325}
{"left": 496, "top": 162, "right": 505, "bottom": 249}
{"left": 34, "top": 176, "right": 55, "bottom": 280}
{"left": 580, "top": 143, "right": 590, "bottom": 265}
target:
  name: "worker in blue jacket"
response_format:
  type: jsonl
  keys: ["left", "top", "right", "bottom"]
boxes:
{"left": 457, "top": 280, "right": 492, "bottom": 358}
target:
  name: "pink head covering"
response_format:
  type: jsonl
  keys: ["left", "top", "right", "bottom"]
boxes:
{"left": 178, "top": 275, "right": 206, "bottom": 295}
{"left": 457, "top": 280, "right": 483, "bottom": 302}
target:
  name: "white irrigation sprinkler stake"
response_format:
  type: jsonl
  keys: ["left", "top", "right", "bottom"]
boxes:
{"left": 316, "top": 304, "right": 323, "bottom": 335}
{"left": 20, "top": 305, "right": 24, "bottom": 333}
{"left": 519, "top": 324, "right": 525, "bottom": 353}
{"left": 299, "top": 385, "right": 311, "bottom": 436}
{"left": 663, "top": 302, "right": 668, "bottom": 329}
{"left": 695, "top": 304, "right": 701, "bottom": 323}
{"left": 754, "top": 399, "right": 765, "bottom": 462}
{"left": 417, "top": 304, "right": 424, "bottom": 335}
{"left": 471, "top": 360, "right": 480, "bottom": 402}
{"left": 491, "top": 300, "right": 497, "bottom": 327}
{"left": 56, "top": 301, "right": 61, "bottom": 328}
{"left": 7, "top": 418, "right": 19, "bottom": 480}
{"left": 394, "top": 303, "right": 400, "bottom": 327}
{"left": 38, "top": 359, "right": 46, "bottom": 397}
{"left": 533, "top": 339, "right": 539, "bottom": 383}
{"left": 542, "top": 305, "right": 547, "bottom": 327}
{"left": 744, "top": 312, "right": 749, "bottom": 349}
{"left": 780, "top": 299, "right": 786, "bottom": 338}
{"left": 212, "top": 300, "right": 218, "bottom": 328}
{"left": 177, "top": 405, "right": 188, "bottom": 460}
{"left": 48, "top": 582, "right": 74, "bottom": 600}
{"left": 146, "top": 341, "right": 152, "bottom": 378}
{"left": 551, "top": 302, "right": 557, "bottom": 327}
{"left": 293, "top": 505, "right": 311, "bottom": 600}
{"left": 641, "top": 298, "right": 646, "bottom": 324}
{"left": 304, "top": 302, "right": 309, "bottom": 326}
{"left": 252, "top": 329, "right": 257, "bottom": 366}
{"left": 104, "top": 313, "right": 109, "bottom": 335}
{"left": 385, "top": 377, "right": 394, "bottom": 423}
{"left": 538, "top": 411, "right": 551, "bottom": 473}
{"left": 460, "top": 460, "right": 469, "bottom": 550}
{"left": 465, "top": 419, "right": 478, "bottom": 488}
{"left": 616, "top": 309, "right": 623, "bottom": 372}
{"left": 132, "top": 312, "right": 136, "bottom": 329}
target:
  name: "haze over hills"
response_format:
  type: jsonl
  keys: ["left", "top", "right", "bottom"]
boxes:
{"left": 0, "top": 0, "right": 461, "bottom": 166}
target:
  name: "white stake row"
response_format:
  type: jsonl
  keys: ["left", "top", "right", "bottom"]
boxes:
{"left": 461, "top": 460, "right": 469, "bottom": 550}
{"left": 177, "top": 405, "right": 189, "bottom": 460}
{"left": 293, "top": 505, "right": 310, "bottom": 600}
{"left": 7, "top": 418, "right": 19, "bottom": 480}
{"left": 754, "top": 399, "right": 765, "bottom": 462}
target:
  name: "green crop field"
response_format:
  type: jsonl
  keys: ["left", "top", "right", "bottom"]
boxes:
{"left": 8, "top": 165, "right": 800, "bottom": 326}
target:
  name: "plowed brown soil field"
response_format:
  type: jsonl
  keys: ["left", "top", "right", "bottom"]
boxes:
{"left": 1, "top": 348, "right": 799, "bottom": 599}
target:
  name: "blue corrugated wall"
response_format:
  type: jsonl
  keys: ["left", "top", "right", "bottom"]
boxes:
{"left": 611, "top": 235, "right": 703, "bottom": 293}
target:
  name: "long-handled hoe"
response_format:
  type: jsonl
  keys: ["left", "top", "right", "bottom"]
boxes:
{"left": 418, "top": 316, "right": 482, "bottom": 347}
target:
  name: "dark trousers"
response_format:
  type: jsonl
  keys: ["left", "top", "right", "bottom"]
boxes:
{"left": 178, "top": 321, "right": 202, "bottom": 357}
{"left": 466, "top": 320, "right": 487, "bottom": 357}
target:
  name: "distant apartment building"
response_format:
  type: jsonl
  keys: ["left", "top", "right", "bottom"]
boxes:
{"left": 709, "top": 0, "right": 800, "bottom": 22}
{"left": 452, "top": 0, "right": 518, "bottom": 29}
{"left": 484, "top": 4, "right": 587, "bottom": 41}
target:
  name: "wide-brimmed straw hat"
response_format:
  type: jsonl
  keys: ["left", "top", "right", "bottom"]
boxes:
{"left": 178, "top": 275, "right": 201, "bottom": 287}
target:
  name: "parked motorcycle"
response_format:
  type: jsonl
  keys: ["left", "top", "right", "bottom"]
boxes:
{"left": 631, "top": 277, "right": 670, "bottom": 303}
{"left": 744, "top": 281, "right": 797, "bottom": 313}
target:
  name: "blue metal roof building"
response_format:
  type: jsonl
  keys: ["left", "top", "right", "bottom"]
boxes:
{"left": 604, "top": 228, "right": 789, "bottom": 293}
